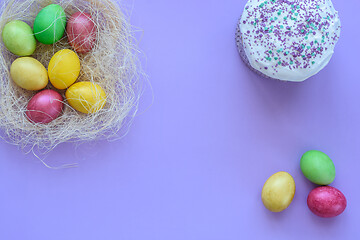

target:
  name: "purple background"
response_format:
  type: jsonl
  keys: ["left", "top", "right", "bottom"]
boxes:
{"left": 1, "top": 0, "right": 359, "bottom": 239}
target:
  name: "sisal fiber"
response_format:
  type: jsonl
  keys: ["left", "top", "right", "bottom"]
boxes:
{"left": 0, "top": 0, "right": 144, "bottom": 154}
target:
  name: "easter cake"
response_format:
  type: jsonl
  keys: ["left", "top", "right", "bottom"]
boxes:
{"left": 235, "top": 0, "right": 341, "bottom": 82}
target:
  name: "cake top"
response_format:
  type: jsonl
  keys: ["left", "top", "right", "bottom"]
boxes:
{"left": 239, "top": 0, "right": 341, "bottom": 81}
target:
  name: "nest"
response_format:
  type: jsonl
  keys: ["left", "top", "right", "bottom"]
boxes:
{"left": 0, "top": 0, "right": 143, "bottom": 154}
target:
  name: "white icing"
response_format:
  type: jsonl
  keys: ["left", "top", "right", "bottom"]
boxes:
{"left": 239, "top": 0, "right": 341, "bottom": 82}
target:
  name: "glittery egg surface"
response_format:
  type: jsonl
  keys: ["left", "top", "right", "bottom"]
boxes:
{"left": 261, "top": 171, "right": 296, "bottom": 212}
{"left": 307, "top": 186, "right": 346, "bottom": 218}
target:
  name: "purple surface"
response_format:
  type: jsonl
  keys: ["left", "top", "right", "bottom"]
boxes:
{"left": 0, "top": 0, "right": 359, "bottom": 239}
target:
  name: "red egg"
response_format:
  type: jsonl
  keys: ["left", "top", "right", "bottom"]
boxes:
{"left": 66, "top": 12, "right": 96, "bottom": 53}
{"left": 26, "top": 89, "right": 63, "bottom": 124}
{"left": 307, "top": 186, "right": 347, "bottom": 218}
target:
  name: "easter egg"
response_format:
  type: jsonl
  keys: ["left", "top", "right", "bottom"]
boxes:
{"left": 10, "top": 57, "right": 48, "bottom": 91}
{"left": 48, "top": 49, "right": 81, "bottom": 89}
{"left": 307, "top": 186, "right": 346, "bottom": 218}
{"left": 67, "top": 12, "right": 97, "bottom": 53}
{"left": 261, "top": 171, "right": 296, "bottom": 212}
{"left": 300, "top": 150, "right": 335, "bottom": 185}
{"left": 33, "top": 4, "right": 66, "bottom": 44}
{"left": 65, "top": 82, "right": 106, "bottom": 114}
{"left": 1, "top": 20, "right": 36, "bottom": 56}
{"left": 26, "top": 89, "right": 63, "bottom": 124}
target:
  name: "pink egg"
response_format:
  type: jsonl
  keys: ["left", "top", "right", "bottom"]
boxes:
{"left": 26, "top": 89, "right": 63, "bottom": 124}
{"left": 307, "top": 186, "right": 347, "bottom": 218}
{"left": 66, "top": 12, "right": 96, "bottom": 53}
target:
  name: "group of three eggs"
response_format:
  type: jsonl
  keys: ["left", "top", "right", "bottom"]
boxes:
{"left": 262, "top": 150, "right": 347, "bottom": 218}
{"left": 2, "top": 4, "right": 106, "bottom": 124}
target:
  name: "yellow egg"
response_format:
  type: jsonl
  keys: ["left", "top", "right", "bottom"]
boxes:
{"left": 48, "top": 49, "right": 80, "bottom": 89}
{"left": 10, "top": 57, "right": 48, "bottom": 91}
{"left": 261, "top": 171, "right": 295, "bottom": 212}
{"left": 65, "top": 82, "right": 106, "bottom": 114}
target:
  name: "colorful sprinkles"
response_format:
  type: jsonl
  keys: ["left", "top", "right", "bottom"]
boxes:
{"left": 239, "top": 0, "right": 341, "bottom": 80}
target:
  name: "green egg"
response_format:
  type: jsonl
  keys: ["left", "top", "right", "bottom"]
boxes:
{"left": 300, "top": 150, "right": 335, "bottom": 185}
{"left": 33, "top": 4, "right": 66, "bottom": 44}
{"left": 1, "top": 20, "right": 36, "bottom": 56}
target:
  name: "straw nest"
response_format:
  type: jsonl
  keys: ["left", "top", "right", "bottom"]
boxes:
{"left": 0, "top": 0, "right": 143, "bottom": 154}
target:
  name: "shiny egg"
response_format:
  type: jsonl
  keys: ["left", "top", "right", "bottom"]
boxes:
{"left": 10, "top": 57, "right": 48, "bottom": 91}
{"left": 261, "top": 171, "right": 296, "bottom": 212}
{"left": 301, "top": 150, "right": 335, "bottom": 185}
{"left": 26, "top": 89, "right": 63, "bottom": 124}
{"left": 307, "top": 186, "right": 346, "bottom": 218}
{"left": 48, "top": 49, "right": 81, "bottom": 89}
{"left": 33, "top": 4, "right": 66, "bottom": 44}
{"left": 67, "top": 12, "right": 97, "bottom": 53}
{"left": 2, "top": 20, "right": 36, "bottom": 56}
{"left": 65, "top": 82, "right": 106, "bottom": 114}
